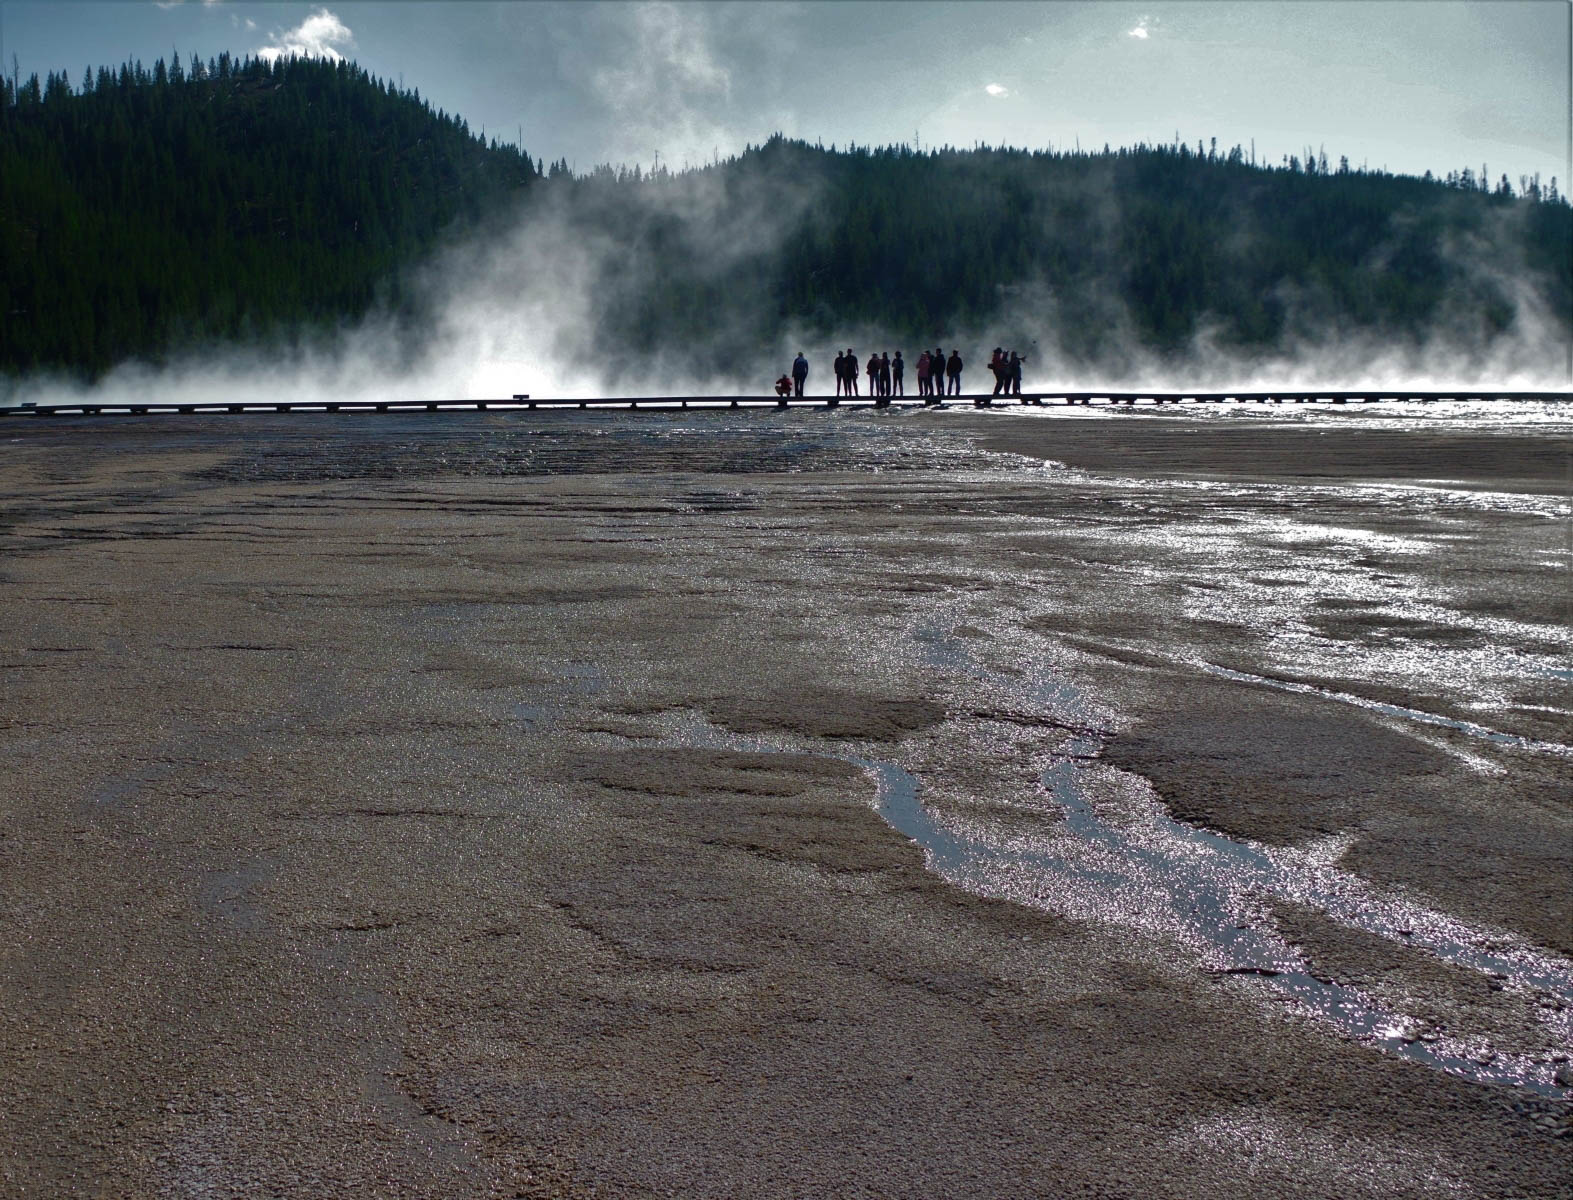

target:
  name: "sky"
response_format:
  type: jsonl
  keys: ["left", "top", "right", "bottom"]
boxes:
{"left": 2, "top": 0, "right": 1569, "bottom": 186}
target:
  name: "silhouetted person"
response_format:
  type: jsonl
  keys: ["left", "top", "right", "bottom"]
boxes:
{"left": 847, "top": 349, "right": 859, "bottom": 395}
{"left": 916, "top": 351, "right": 931, "bottom": 396}
{"left": 792, "top": 351, "right": 809, "bottom": 397}
{"left": 879, "top": 353, "right": 892, "bottom": 396}
{"left": 1009, "top": 350, "right": 1023, "bottom": 397}
{"left": 892, "top": 351, "right": 904, "bottom": 396}
{"left": 866, "top": 353, "right": 879, "bottom": 396}
{"left": 833, "top": 350, "right": 846, "bottom": 396}
{"left": 946, "top": 349, "right": 963, "bottom": 395}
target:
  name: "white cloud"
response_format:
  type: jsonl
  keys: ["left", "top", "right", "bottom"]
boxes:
{"left": 985, "top": 83, "right": 1009, "bottom": 98}
{"left": 1127, "top": 17, "right": 1151, "bottom": 39}
{"left": 258, "top": 7, "right": 354, "bottom": 63}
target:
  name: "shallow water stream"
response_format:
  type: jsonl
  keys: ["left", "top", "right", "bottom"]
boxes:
{"left": 654, "top": 621, "right": 1573, "bottom": 1097}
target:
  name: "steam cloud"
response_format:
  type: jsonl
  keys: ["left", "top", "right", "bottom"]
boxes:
{"left": 5, "top": 146, "right": 1569, "bottom": 413}
{"left": 6, "top": 159, "right": 1570, "bottom": 412}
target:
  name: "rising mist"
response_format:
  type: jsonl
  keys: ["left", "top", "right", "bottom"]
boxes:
{"left": 3, "top": 56, "right": 1570, "bottom": 406}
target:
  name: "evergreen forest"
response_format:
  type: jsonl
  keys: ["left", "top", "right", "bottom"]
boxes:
{"left": 2, "top": 54, "right": 1568, "bottom": 383}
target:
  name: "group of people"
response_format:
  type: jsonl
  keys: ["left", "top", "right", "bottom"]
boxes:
{"left": 829, "top": 349, "right": 902, "bottom": 397}
{"left": 988, "top": 347, "right": 1027, "bottom": 397}
{"left": 779, "top": 345, "right": 1014, "bottom": 399}
{"left": 915, "top": 348, "right": 964, "bottom": 397}
{"left": 822, "top": 347, "right": 967, "bottom": 397}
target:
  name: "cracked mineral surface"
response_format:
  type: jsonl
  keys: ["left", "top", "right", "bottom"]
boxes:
{"left": 1, "top": 405, "right": 1570, "bottom": 1197}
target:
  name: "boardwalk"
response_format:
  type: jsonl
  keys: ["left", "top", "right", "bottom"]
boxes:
{"left": 4, "top": 390, "right": 1570, "bottom": 418}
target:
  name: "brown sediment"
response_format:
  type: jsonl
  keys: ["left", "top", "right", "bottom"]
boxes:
{"left": 972, "top": 418, "right": 1573, "bottom": 494}
{"left": 703, "top": 688, "right": 947, "bottom": 741}
{"left": 0, "top": 412, "right": 1568, "bottom": 1197}
{"left": 1099, "top": 676, "right": 1459, "bottom": 843}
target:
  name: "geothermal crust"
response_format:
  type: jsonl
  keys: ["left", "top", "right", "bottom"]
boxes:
{"left": 0, "top": 409, "right": 1569, "bottom": 1197}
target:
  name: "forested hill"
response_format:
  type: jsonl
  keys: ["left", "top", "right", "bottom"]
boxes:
{"left": 3, "top": 55, "right": 1569, "bottom": 382}
{"left": 569, "top": 137, "right": 1570, "bottom": 382}
{"left": 1, "top": 55, "right": 537, "bottom": 374}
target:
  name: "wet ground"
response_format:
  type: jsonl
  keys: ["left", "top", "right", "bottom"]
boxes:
{"left": 1, "top": 405, "right": 1570, "bottom": 1197}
